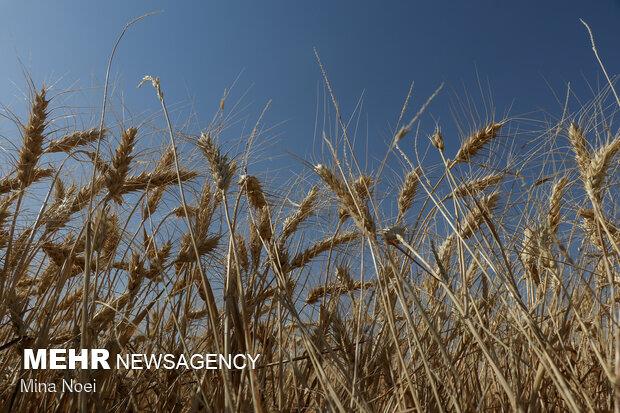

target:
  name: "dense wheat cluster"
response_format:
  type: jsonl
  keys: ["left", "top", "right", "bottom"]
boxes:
{"left": 0, "top": 72, "right": 618, "bottom": 412}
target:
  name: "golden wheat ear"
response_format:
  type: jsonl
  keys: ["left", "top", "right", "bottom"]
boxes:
{"left": 17, "top": 87, "right": 48, "bottom": 188}
{"left": 450, "top": 173, "right": 504, "bottom": 199}
{"left": 290, "top": 231, "right": 359, "bottom": 269}
{"left": 584, "top": 136, "right": 620, "bottom": 202}
{"left": 431, "top": 126, "right": 445, "bottom": 151}
{"left": 199, "top": 132, "right": 236, "bottom": 192}
{"left": 46, "top": 128, "right": 106, "bottom": 153}
{"left": 105, "top": 127, "right": 137, "bottom": 204}
{"left": 353, "top": 175, "right": 374, "bottom": 200}
{"left": 239, "top": 175, "right": 268, "bottom": 209}
{"left": 397, "top": 166, "right": 421, "bottom": 221}
{"left": 547, "top": 175, "right": 568, "bottom": 234}
{"left": 281, "top": 185, "right": 319, "bottom": 240}
{"left": 451, "top": 121, "right": 504, "bottom": 165}
{"left": 568, "top": 122, "right": 590, "bottom": 176}
{"left": 315, "top": 163, "right": 376, "bottom": 235}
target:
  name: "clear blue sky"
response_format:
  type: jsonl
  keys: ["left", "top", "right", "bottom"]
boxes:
{"left": 1, "top": 1, "right": 619, "bottom": 172}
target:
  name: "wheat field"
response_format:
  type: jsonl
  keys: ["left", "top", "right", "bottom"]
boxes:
{"left": 0, "top": 32, "right": 619, "bottom": 412}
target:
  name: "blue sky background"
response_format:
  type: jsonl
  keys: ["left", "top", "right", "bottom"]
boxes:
{"left": 1, "top": 1, "right": 619, "bottom": 176}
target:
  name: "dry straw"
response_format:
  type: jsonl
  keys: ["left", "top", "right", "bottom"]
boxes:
{"left": 1, "top": 61, "right": 619, "bottom": 411}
